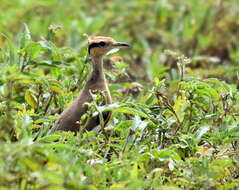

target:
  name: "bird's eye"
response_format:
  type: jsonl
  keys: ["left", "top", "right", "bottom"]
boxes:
{"left": 99, "top": 41, "right": 106, "bottom": 47}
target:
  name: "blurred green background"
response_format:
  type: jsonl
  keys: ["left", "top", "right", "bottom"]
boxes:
{"left": 1, "top": 0, "right": 239, "bottom": 189}
{"left": 1, "top": 0, "right": 239, "bottom": 82}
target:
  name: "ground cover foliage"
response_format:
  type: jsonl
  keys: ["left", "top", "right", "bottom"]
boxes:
{"left": 0, "top": 0, "right": 239, "bottom": 189}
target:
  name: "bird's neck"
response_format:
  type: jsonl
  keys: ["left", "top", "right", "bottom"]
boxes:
{"left": 89, "top": 56, "right": 105, "bottom": 81}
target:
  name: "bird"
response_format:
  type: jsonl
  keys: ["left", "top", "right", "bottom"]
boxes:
{"left": 48, "top": 36, "right": 130, "bottom": 133}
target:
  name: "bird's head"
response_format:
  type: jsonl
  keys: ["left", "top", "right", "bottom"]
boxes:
{"left": 87, "top": 36, "right": 130, "bottom": 58}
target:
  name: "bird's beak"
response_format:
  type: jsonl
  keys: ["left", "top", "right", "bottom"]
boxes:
{"left": 113, "top": 42, "right": 131, "bottom": 48}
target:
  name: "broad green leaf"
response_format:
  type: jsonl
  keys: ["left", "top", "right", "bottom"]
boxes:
{"left": 21, "top": 158, "right": 39, "bottom": 171}
{"left": 24, "top": 90, "right": 38, "bottom": 109}
{"left": 152, "top": 149, "right": 181, "bottom": 161}
{"left": 48, "top": 80, "right": 64, "bottom": 95}
{"left": 195, "top": 126, "right": 210, "bottom": 140}
{"left": 130, "top": 115, "right": 148, "bottom": 132}
{"left": 38, "top": 135, "right": 61, "bottom": 143}
{"left": 173, "top": 94, "right": 187, "bottom": 121}
{"left": 114, "top": 106, "right": 149, "bottom": 118}
{"left": 98, "top": 103, "right": 149, "bottom": 118}
{"left": 49, "top": 85, "right": 64, "bottom": 95}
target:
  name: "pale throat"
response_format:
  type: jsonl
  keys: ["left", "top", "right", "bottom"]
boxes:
{"left": 90, "top": 55, "right": 105, "bottom": 80}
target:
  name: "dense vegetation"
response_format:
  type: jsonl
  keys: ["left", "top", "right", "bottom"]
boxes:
{"left": 1, "top": 0, "right": 239, "bottom": 189}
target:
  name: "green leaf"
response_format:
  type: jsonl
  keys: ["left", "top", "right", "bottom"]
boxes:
{"left": 130, "top": 116, "right": 148, "bottom": 132}
{"left": 24, "top": 42, "right": 43, "bottom": 60}
{"left": 145, "top": 93, "right": 155, "bottom": 105}
{"left": 114, "top": 107, "right": 149, "bottom": 119}
{"left": 49, "top": 85, "right": 64, "bottom": 95}
{"left": 20, "top": 23, "right": 32, "bottom": 49}
{"left": 195, "top": 125, "right": 210, "bottom": 140}
{"left": 38, "top": 135, "right": 61, "bottom": 143}
{"left": 24, "top": 90, "right": 38, "bottom": 109}
{"left": 44, "top": 143, "right": 72, "bottom": 150}
{"left": 48, "top": 80, "right": 64, "bottom": 95}
{"left": 98, "top": 103, "right": 149, "bottom": 118}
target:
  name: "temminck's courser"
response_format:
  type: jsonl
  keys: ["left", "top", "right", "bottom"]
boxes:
{"left": 48, "top": 36, "right": 130, "bottom": 133}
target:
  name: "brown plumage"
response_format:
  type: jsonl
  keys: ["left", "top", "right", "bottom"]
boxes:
{"left": 48, "top": 36, "right": 130, "bottom": 133}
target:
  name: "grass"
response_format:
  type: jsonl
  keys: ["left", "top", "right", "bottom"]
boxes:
{"left": 0, "top": 0, "right": 239, "bottom": 189}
